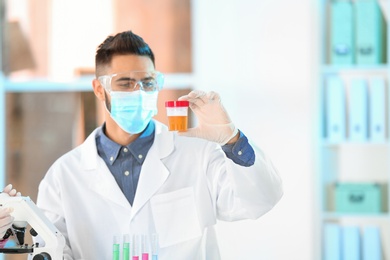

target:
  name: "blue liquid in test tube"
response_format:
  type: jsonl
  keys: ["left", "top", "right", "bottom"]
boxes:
{"left": 151, "top": 233, "right": 158, "bottom": 260}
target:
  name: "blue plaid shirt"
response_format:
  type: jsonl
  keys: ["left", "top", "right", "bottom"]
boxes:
{"left": 96, "top": 121, "right": 255, "bottom": 205}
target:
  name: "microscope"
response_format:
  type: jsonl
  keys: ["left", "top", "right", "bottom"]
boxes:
{"left": 0, "top": 194, "right": 65, "bottom": 260}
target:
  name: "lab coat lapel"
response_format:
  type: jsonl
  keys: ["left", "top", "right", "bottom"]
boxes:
{"left": 91, "top": 159, "right": 132, "bottom": 210}
{"left": 81, "top": 128, "right": 131, "bottom": 211}
{"left": 130, "top": 131, "right": 174, "bottom": 220}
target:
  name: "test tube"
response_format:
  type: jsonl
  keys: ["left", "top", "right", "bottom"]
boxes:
{"left": 113, "top": 235, "right": 121, "bottom": 260}
{"left": 141, "top": 235, "right": 149, "bottom": 260}
{"left": 132, "top": 234, "right": 140, "bottom": 260}
{"left": 151, "top": 233, "right": 158, "bottom": 260}
{"left": 123, "top": 234, "right": 130, "bottom": 260}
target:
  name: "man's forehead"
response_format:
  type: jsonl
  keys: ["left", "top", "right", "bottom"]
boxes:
{"left": 109, "top": 55, "right": 154, "bottom": 73}
{"left": 113, "top": 71, "right": 155, "bottom": 79}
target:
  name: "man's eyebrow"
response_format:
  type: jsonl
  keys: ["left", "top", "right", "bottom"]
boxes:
{"left": 114, "top": 75, "right": 154, "bottom": 82}
{"left": 114, "top": 76, "right": 136, "bottom": 82}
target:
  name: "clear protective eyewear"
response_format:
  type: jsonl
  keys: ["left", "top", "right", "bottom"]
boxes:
{"left": 98, "top": 71, "right": 164, "bottom": 93}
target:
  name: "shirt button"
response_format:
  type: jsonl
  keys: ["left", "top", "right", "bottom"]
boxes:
{"left": 110, "top": 156, "right": 114, "bottom": 162}
{"left": 124, "top": 171, "right": 130, "bottom": 176}
{"left": 123, "top": 148, "right": 128, "bottom": 153}
{"left": 138, "top": 154, "right": 143, "bottom": 159}
{"left": 237, "top": 151, "right": 243, "bottom": 156}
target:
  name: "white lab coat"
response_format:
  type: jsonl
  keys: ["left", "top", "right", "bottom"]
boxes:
{"left": 36, "top": 120, "right": 283, "bottom": 260}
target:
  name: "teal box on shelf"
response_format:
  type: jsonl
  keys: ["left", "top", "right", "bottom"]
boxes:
{"left": 330, "top": 0, "right": 354, "bottom": 65}
{"left": 335, "top": 183, "right": 382, "bottom": 213}
{"left": 355, "top": 0, "right": 384, "bottom": 65}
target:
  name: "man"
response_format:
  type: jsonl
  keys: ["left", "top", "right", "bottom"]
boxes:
{"left": 36, "top": 31, "right": 283, "bottom": 259}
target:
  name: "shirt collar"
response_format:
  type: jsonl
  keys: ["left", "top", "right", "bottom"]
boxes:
{"left": 128, "top": 121, "right": 155, "bottom": 164}
{"left": 96, "top": 121, "right": 155, "bottom": 165}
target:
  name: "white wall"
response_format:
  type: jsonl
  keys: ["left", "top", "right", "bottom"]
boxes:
{"left": 50, "top": 0, "right": 113, "bottom": 79}
{"left": 192, "top": 1, "right": 317, "bottom": 259}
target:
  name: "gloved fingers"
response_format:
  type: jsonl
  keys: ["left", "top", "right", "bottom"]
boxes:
{"left": 177, "top": 123, "right": 237, "bottom": 144}
{"left": 0, "top": 210, "right": 14, "bottom": 238}
{"left": 177, "top": 127, "right": 202, "bottom": 138}
{"left": 2, "top": 184, "right": 20, "bottom": 197}
{"left": 2, "top": 184, "right": 12, "bottom": 194}
{"left": 0, "top": 208, "right": 14, "bottom": 238}
{"left": 179, "top": 90, "right": 222, "bottom": 111}
{"left": 178, "top": 90, "right": 205, "bottom": 101}
{"left": 8, "top": 189, "right": 17, "bottom": 197}
{"left": 0, "top": 216, "right": 13, "bottom": 237}
{"left": 0, "top": 208, "right": 13, "bottom": 218}
{"left": 178, "top": 90, "right": 207, "bottom": 109}
{"left": 205, "top": 91, "right": 220, "bottom": 102}
{"left": 0, "top": 216, "right": 13, "bottom": 228}
{"left": 194, "top": 91, "right": 220, "bottom": 109}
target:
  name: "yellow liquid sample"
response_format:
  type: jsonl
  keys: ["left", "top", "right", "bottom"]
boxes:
{"left": 168, "top": 116, "right": 188, "bottom": 131}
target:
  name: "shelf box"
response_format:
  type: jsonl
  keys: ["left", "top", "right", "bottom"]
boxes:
{"left": 329, "top": 0, "right": 355, "bottom": 65}
{"left": 334, "top": 183, "right": 382, "bottom": 213}
{"left": 355, "top": 0, "right": 385, "bottom": 65}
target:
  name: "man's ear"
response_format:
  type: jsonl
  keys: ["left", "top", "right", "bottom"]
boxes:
{"left": 92, "top": 79, "right": 106, "bottom": 101}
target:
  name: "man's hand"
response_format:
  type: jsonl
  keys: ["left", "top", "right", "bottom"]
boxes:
{"left": 0, "top": 184, "right": 21, "bottom": 238}
{"left": 3, "top": 184, "right": 21, "bottom": 197}
{"left": 0, "top": 208, "right": 13, "bottom": 238}
{"left": 178, "top": 90, "right": 238, "bottom": 145}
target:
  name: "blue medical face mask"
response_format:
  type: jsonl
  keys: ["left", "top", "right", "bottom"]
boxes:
{"left": 106, "top": 90, "right": 158, "bottom": 134}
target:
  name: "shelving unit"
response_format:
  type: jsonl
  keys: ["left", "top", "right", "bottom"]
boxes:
{"left": 318, "top": 0, "right": 390, "bottom": 259}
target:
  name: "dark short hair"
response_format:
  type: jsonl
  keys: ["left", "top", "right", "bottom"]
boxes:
{"left": 95, "top": 31, "right": 155, "bottom": 77}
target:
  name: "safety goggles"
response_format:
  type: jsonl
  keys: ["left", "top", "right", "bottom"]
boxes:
{"left": 98, "top": 71, "right": 164, "bottom": 93}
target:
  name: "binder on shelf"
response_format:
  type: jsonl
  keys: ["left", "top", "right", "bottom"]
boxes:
{"left": 342, "top": 226, "right": 360, "bottom": 260}
{"left": 325, "top": 77, "right": 346, "bottom": 142}
{"left": 362, "top": 226, "right": 382, "bottom": 260}
{"left": 369, "top": 78, "right": 386, "bottom": 141}
{"left": 324, "top": 223, "right": 342, "bottom": 260}
{"left": 349, "top": 79, "right": 368, "bottom": 141}
{"left": 330, "top": 0, "right": 354, "bottom": 65}
{"left": 334, "top": 182, "right": 382, "bottom": 213}
{"left": 355, "top": 0, "right": 384, "bottom": 65}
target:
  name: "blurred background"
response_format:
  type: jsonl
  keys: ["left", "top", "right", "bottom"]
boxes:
{"left": 1, "top": 0, "right": 388, "bottom": 260}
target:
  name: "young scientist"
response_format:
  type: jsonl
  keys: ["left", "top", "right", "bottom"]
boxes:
{"left": 35, "top": 31, "right": 283, "bottom": 259}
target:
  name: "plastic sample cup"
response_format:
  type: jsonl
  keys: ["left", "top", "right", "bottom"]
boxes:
{"left": 165, "top": 101, "right": 189, "bottom": 131}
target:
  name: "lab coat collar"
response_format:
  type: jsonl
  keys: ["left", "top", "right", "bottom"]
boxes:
{"left": 80, "top": 120, "right": 172, "bottom": 169}
{"left": 80, "top": 120, "right": 174, "bottom": 218}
